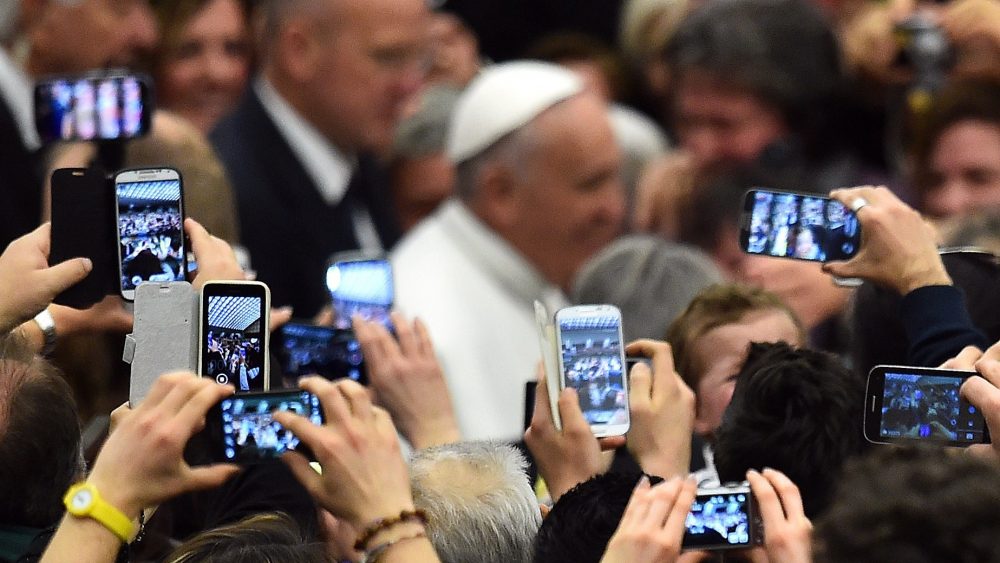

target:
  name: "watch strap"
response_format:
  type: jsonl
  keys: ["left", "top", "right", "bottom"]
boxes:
{"left": 63, "top": 483, "right": 135, "bottom": 542}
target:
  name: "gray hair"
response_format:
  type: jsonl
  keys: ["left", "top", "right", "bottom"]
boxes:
{"left": 254, "top": 0, "right": 331, "bottom": 60}
{"left": 409, "top": 441, "right": 541, "bottom": 563}
{"left": 452, "top": 108, "right": 546, "bottom": 202}
{"left": 392, "top": 86, "right": 463, "bottom": 159}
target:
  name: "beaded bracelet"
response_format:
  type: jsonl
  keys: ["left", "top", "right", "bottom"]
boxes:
{"left": 363, "top": 530, "right": 428, "bottom": 562}
{"left": 353, "top": 509, "right": 429, "bottom": 551}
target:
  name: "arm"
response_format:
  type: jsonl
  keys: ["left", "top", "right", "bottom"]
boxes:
{"left": 41, "top": 374, "right": 240, "bottom": 563}
{"left": 624, "top": 340, "right": 695, "bottom": 479}
{"left": 523, "top": 365, "right": 624, "bottom": 502}
{"left": 353, "top": 313, "right": 460, "bottom": 449}
{"left": 274, "top": 378, "right": 440, "bottom": 563}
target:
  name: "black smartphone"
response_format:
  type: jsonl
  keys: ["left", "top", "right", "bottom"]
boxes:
{"left": 739, "top": 189, "right": 861, "bottom": 262}
{"left": 34, "top": 71, "right": 152, "bottom": 144}
{"left": 864, "top": 365, "right": 990, "bottom": 446}
{"left": 49, "top": 167, "right": 118, "bottom": 308}
{"left": 199, "top": 281, "right": 271, "bottom": 392}
{"left": 114, "top": 168, "right": 187, "bottom": 301}
{"left": 326, "top": 256, "right": 394, "bottom": 331}
{"left": 682, "top": 483, "right": 761, "bottom": 551}
{"left": 274, "top": 322, "right": 367, "bottom": 385}
{"left": 204, "top": 389, "right": 324, "bottom": 463}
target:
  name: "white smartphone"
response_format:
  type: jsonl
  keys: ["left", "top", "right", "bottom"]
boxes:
{"left": 199, "top": 281, "right": 271, "bottom": 392}
{"left": 114, "top": 168, "right": 187, "bottom": 301}
{"left": 555, "top": 304, "right": 630, "bottom": 437}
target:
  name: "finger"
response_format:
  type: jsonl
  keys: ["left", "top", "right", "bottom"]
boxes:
{"left": 747, "top": 469, "right": 785, "bottom": 522}
{"left": 175, "top": 381, "right": 234, "bottom": 431}
{"left": 618, "top": 476, "right": 653, "bottom": 527}
{"left": 629, "top": 360, "right": 652, "bottom": 405}
{"left": 941, "top": 346, "right": 984, "bottom": 370}
{"left": 300, "top": 377, "right": 353, "bottom": 426}
{"left": 976, "top": 358, "right": 1000, "bottom": 388}
{"left": 412, "top": 317, "right": 434, "bottom": 357}
{"left": 761, "top": 467, "right": 806, "bottom": 518}
{"left": 558, "top": 387, "right": 591, "bottom": 433}
{"left": 661, "top": 478, "right": 697, "bottom": 543}
{"left": 598, "top": 436, "right": 626, "bottom": 451}
{"left": 642, "top": 478, "right": 682, "bottom": 527}
{"left": 269, "top": 307, "right": 293, "bottom": 332}
{"left": 391, "top": 312, "right": 420, "bottom": 357}
{"left": 960, "top": 376, "right": 1000, "bottom": 433}
{"left": 183, "top": 464, "right": 241, "bottom": 492}
{"left": 280, "top": 450, "right": 324, "bottom": 498}
{"left": 43, "top": 257, "right": 94, "bottom": 295}
{"left": 184, "top": 217, "right": 212, "bottom": 255}
{"left": 24, "top": 222, "right": 52, "bottom": 257}
{"left": 337, "top": 379, "right": 374, "bottom": 422}
{"left": 272, "top": 410, "right": 329, "bottom": 454}
{"left": 152, "top": 373, "right": 204, "bottom": 414}
{"left": 981, "top": 340, "right": 1000, "bottom": 364}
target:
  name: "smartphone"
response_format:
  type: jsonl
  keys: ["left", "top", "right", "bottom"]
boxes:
{"left": 326, "top": 256, "right": 394, "bottom": 331}
{"left": 204, "top": 389, "right": 324, "bottom": 463}
{"left": 49, "top": 167, "right": 118, "bottom": 308}
{"left": 682, "top": 483, "right": 761, "bottom": 551}
{"left": 555, "top": 304, "right": 630, "bottom": 437}
{"left": 274, "top": 322, "right": 367, "bottom": 385}
{"left": 200, "top": 281, "right": 271, "bottom": 392}
{"left": 115, "top": 168, "right": 187, "bottom": 301}
{"left": 739, "top": 189, "right": 862, "bottom": 262}
{"left": 864, "top": 365, "right": 990, "bottom": 446}
{"left": 34, "top": 71, "right": 152, "bottom": 144}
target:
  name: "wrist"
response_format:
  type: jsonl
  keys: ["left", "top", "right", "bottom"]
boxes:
{"left": 409, "top": 418, "right": 461, "bottom": 449}
{"left": 899, "top": 263, "right": 952, "bottom": 295}
{"left": 85, "top": 475, "right": 144, "bottom": 521}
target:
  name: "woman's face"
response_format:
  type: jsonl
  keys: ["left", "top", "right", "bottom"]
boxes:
{"left": 157, "top": 0, "right": 250, "bottom": 133}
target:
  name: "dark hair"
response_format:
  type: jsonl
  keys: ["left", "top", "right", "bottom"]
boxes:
{"left": 534, "top": 472, "right": 655, "bottom": 563}
{"left": 664, "top": 0, "right": 844, "bottom": 157}
{"left": 712, "top": 342, "right": 866, "bottom": 517}
{"left": 0, "top": 333, "right": 83, "bottom": 528}
{"left": 815, "top": 447, "right": 1000, "bottom": 563}
{"left": 913, "top": 78, "right": 1000, "bottom": 209}
{"left": 525, "top": 32, "right": 629, "bottom": 101}
{"left": 165, "top": 512, "right": 329, "bottom": 563}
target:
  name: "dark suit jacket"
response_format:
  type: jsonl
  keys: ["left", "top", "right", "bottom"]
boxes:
{"left": 0, "top": 97, "right": 43, "bottom": 250}
{"left": 210, "top": 89, "right": 400, "bottom": 317}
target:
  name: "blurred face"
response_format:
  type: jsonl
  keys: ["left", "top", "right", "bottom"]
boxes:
{"left": 157, "top": 0, "right": 251, "bottom": 133}
{"left": 689, "top": 309, "right": 803, "bottom": 438}
{"left": 300, "top": 0, "right": 430, "bottom": 153}
{"left": 673, "top": 73, "right": 788, "bottom": 172}
{"left": 390, "top": 154, "right": 455, "bottom": 232}
{"left": 504, "top": 93, "right": 626, "bottom": 290}
{"left": 28, "top": 0, "right": 158, "bottom": 75}
{"left": 425, "top": 13, "right": 480, "bottom": 87}
{"left": 923, "top": 120, "right": 1000, "bottom": 219}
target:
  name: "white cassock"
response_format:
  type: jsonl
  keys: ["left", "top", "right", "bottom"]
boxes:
{"left": 392, "top": 199, "right": 569, "bottom": 442}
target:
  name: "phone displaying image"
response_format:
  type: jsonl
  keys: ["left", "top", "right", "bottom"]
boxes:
{"left": 683, "top": 484, "right": 759, "bottom": 551}
{"left": 34, "top": 72, "right": 151, "bottom": 143}
{"left": 865, "top": 365, "right": 990, "bottom": 446}
{"left": 274, "top": 322, "right": 367, "bottom": 385}
{"left": 326, "top": 257, "right": 393, "bottom": 331}
{"left": 205, "top": 390, "right": 324, "bottom": 463}
{"left": 555, "top": 304, "right": 630, "bottom": 437}
{"left": 739, "top": 189, "right": 861, "bottom": 262}
{"left": 200, "top": 281, "right": 271, "bottom": 392}
{"left": 115, "top": 168, "right": 186, "bottom": 301}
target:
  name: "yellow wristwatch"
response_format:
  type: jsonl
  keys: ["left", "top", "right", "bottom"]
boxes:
{"left": 63, "top": 482, "right": 135, "bottom": 542}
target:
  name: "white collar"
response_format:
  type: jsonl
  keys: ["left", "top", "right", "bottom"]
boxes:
{"left": 0, "top": 47, "right": 39, "bottom": 150}
{"left": 436, "top": 199, "right": 569, "bottom": 311}
{"left": 254, "top": 76, "right": 354, "bottom": 206}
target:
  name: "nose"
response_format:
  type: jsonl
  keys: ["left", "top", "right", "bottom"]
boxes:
{"left": 925, "top": 180, "right": 970, "bottom": 218}
{"left": 683, "top": 127, "right": 725, "bottom": 171}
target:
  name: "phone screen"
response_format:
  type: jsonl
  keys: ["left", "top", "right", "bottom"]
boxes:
{"left": 742, "top": 189, "right": 861, "bottom": 262}
{"left": 326, "top": 259, "right": 393, "bottom": 330}
{"left": 215, "top": 390, "right": 323, "bottom": 463}
{"left": 276, "top": 323, "right": 367, "bottom": 385}
{"left": 875, "top": 370, "right": 987, "bottom": 444}
{"left": 34, "top": 75, "right": 149, "bottom": 143}
{"left": 203, "top": 293, "right": 267, "bottom": 392}
{"left": 683, "top": 489, "right": 754, "bottom": 550}
{"left": 116, "top": 178, "right": 186, "bottom": 293}
{"left": 557, "top": 311, "right": 629, "bottom": 432}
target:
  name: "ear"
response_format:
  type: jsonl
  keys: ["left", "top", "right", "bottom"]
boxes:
{"left": 474, "top": 162, "right": 520, "bottom": 230}
{"left": 276, "top": 18, "right": 322, "bottom": 83}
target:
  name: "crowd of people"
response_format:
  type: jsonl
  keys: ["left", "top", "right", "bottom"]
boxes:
{"left": 3, "top": 0, "right": 1000, "bottom": 562}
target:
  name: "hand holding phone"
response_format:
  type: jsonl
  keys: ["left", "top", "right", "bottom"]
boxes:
{"left": 199, "top": 281, "right": 271, "bottom": 392}
{"left": 204, "top": 389, "right": 324, "bottom": 463}
{"left": 865, "top": 365, "right": 990, "bottom": 446}
{"left": 740, "top": 189, "right": 861, "bottom": 263}
{"left": 115, "top": 168, "right": 187, "bottom": 300}
{"left": 682, "top": 482, "right": 762, "bottom": 551}
{"left": 555, "top": 304, "right": 630, "bottom": 437}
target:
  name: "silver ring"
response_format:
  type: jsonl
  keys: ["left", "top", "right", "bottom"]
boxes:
{"left": 849, "top": 197, "right": 869, "bottom": 213}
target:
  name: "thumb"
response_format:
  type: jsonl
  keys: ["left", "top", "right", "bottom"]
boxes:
{"left": 281, "top": 451, "right": 324, "bottom": 498}
{"left": 821, "top": 259, "right": 851, "bottom": 278}
{"left": 184, "top": 464, "right": 241, "bottom": 492}
{"left": 630, "top": 362, "right": 653, "bottom": 403}
{"left": 43, "top": 257, "right": 93, "bottom": 295}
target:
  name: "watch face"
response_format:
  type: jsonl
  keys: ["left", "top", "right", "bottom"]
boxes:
{"left": 72, "top": 489, "right": 93, "bottom": 510}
